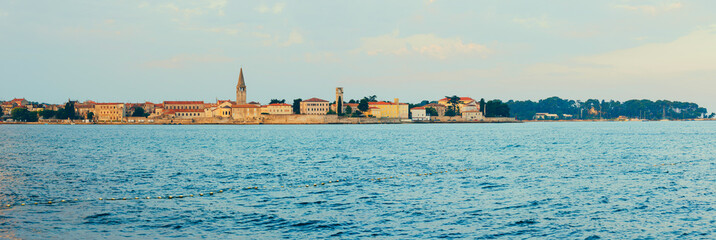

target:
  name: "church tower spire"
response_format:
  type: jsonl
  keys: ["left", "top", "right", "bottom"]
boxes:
{"left": 236, "top": 68, "right": 246, "bottom": 104}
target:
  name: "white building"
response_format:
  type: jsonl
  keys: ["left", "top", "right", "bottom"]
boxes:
{"left": 410, "top": 107, "right": 429, "bottom": 121}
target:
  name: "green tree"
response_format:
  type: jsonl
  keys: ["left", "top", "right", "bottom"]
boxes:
{"left": 358, "top": 98, "right": 369, "bottom": 112}
{"left": 0, "top": 106, "right": 3, "bottom": 118}
{"left": 345, "top": 106, "right": 352, "bottom": 115}
{"left": 485, "top": 100, "right": 510, "bottom": 117}
{"left": 327, "top": 109, "right": 337, "bottom": 115}
{"left": 425, "top": 107, "right": 438, "bottom": 116}
{"left": 62, "top": 101, "right": 78, "bottom": 120}
{"left": 86, "top": 111, "right": 94, "bottom": 121}
{"left": 11, "top": 108, "right": 38, "bottom": 122}
{"left": 132, "top": 107, "right": 148, "bottom": 117}
{"left": 270, "top": 99, "right": 286, "bottom": 104}
{"left": 292, "top": 99, "right": 302, "bottom": 114}
{"left": 39, "top": 110, "right": 57, "bottom": 119}
{"left": 445, "top": 95, "right": 461, "bottom": 116}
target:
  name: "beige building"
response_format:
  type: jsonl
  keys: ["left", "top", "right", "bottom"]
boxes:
{"left": 168, "top": 109, "right": 205, "bottom": 119}
{"left": 301, "top": 98, "right": 330, "bottom": 115}
{"left": 94, "top": 103, "right": 126, "bottom": 122}
{"left": 232, "top": 104, "right": 261, "bottom": 119}
{"left": 463, "top": 110, "right": 484, "bottom": 121}
{"left": 265, "top": 103, "right": 292, "bottom": 115}
{"left": 75, "top": 101, "right": 96, "bottom": 118}
{"left": 367, "top": 98, "right": 409, "bottom": 119}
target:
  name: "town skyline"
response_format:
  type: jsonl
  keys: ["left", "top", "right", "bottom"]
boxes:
{"left": 1, "top": 1, "right": 715, "bottom": 111}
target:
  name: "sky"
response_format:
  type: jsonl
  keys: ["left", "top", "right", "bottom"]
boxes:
{"left": 1, "top": 0, "right": 715, "bottom": 112}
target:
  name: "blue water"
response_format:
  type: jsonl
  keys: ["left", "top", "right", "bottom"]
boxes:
{"left": 0, "top": 122, "right": 714, "bottom": 239}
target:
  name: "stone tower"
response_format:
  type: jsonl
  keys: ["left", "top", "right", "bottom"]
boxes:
{"left": 236, "top": 68, "right": 247, "bottom": 104}
{"left": 335, "top": 87, "right": 344, "bottom": 115}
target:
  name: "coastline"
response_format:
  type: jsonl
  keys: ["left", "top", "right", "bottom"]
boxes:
{"left": 2, "top": 118, "right": 713, "bottom": 125}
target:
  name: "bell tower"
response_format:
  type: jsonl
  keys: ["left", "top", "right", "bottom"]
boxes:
{"left": 236, "top": 68, "right": 247, "bottom": 104}
{"left": 336, "top": 87, "right": 344, "bottom": 115}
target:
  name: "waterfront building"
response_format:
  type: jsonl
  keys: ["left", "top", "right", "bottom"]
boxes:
{"left": 152, "top": 104, "right": 164, "bottom": 116}
{"left": 75, "top": 101, "right": 96, "bottom": 118}
{"left": 265, "top": 103, "right": 292, "bottom": 115}
{"left": 438, "top": 97, "right": 479, "bottom": 113}
{"left": 2, "top": 98, "right": 29, "bottom": 115}
{"left": 236, "top": 68, "right": 247, "bottom": 104}
{"left": 163, "top": 101, "right": 204, "bottom": 110}
{"left": 462, "top": 110, "right": 483, "bottom": 121}
{"left": 367, "top": 98, "right": 409, "bottom": 119}
{"left": 410, "top": 107, "right": 429, "bottom": 121}
{"left": 167, "top": 109, "right": 205, "bottom": 119}
{"left": 232, "top": 104, "right": 261, "bottom": 119}
{"left": 461, "top": 101, "right": 479, "bottom": 112}
{"left": 94, "top": 103, "right": 126, "bottom": 122}
{"left": 210, "top": 101, "right": 233, "bottom": 118}
{"left": 300, "top": 98, "right": 330, "bottom": 115}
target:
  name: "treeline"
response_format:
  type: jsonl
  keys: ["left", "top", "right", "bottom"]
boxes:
{"left": 4, "top": 102, "right": 89, "bottom": 122}
{"left": 506, "top": 97, "right": 711, "bottom": 120}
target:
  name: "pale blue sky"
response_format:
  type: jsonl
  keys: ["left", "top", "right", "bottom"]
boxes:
{"left": 1, "top": 0, "right": 714, "bottom": 111}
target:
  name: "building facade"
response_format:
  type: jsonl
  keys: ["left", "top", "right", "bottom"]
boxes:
{"left": 300, "top": 98, "right": 330, "bottom": 115}
{"left": 462, "top": 110, "right": 484, "bottom": 121}
{"left": 265, "top": 103, "right": 292, "bottom": 114}
{"left": 163, "top": 101, "right": 204, "bottom": 110}
{"left": 94, "top": 103, "right": 126, "bottom": 122}
{"left": 410, "top": 107, "right": 429, "bottom": 121}
{"left": 367, "top": 98, "right": 409, "bottom": 119}
{"left": 232, "top": 104, "right": 261, "bottom": 119}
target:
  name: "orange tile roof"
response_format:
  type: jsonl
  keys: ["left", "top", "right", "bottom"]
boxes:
{"left": 411, "top": 107, "right": 425, "bottom": 110}
{"left": 303, "top": 98, "right": 328, "bottom": 102}
{"left": 163, "top": 101, "right": 204, "bottom": 104}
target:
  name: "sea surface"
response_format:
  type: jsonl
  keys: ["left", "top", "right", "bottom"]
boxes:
{"left": 0, "top": 122, "right": 714, "bottom": 239}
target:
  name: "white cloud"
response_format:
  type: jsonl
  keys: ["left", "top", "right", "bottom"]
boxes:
{"left": 141, "top": 54, "right": 234, "bottom": 69}
{"left": 513, "top": 16, "right": 550, "bottom": 28}
{"left": 613, "top": 2, "right": 682, "bottom": 16}
{"left": 255, "top": 3, "right": 285, "bottom": 14}
{"left": 355, "top": 30, "right": 490, "bottom": 60}
{"left": 524, "top": 25, "right": 716, "bottom": 80}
